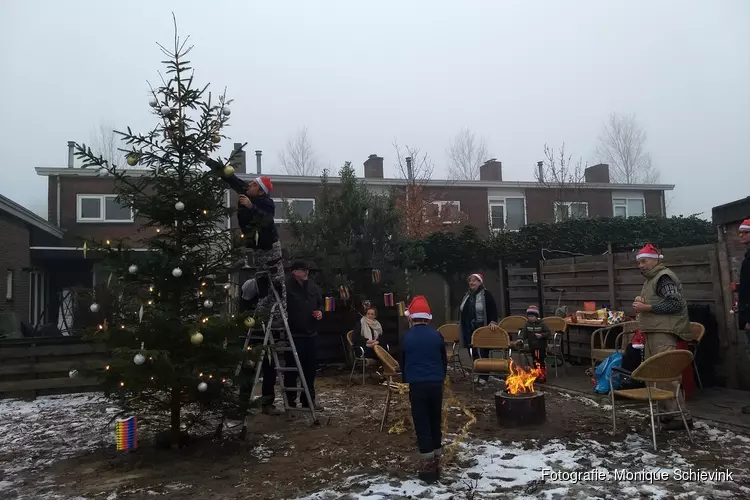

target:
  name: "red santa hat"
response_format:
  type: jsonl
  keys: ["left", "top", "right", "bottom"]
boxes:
{"left": 632, "top": 330, "right": 645, "bottom": 350}
{"left": 255, "top": 176, "right": 273, "bottom": 194}
{"left": 526, "top": 305, "right": 540, "bottom": 316}
{"left": 636, "top": 243, "right": 663, "bottom": 260}
{"left": 740, "top": 219, "right": 750, "bottom": 232}
{"left": 406, "top": 295, "right": 432, "bottom": 321}
{"left": 469, "top": 273, "right": 484, "bottom": 284}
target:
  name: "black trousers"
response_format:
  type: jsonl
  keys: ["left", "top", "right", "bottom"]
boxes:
{"left": 409, "top": 381, "right": 444, "bottom": 457}
{"left": 529, "top": 346, "right": 546, "bottom": 369}
{"left": 284, "top": 335, "right": 317, "bottom": 406}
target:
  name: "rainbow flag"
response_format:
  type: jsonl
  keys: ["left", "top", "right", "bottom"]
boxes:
{"left": 115, "top": 416, "right": 138, "bottom": 451}
{"left": 397, "top": 301, "right": 406, "bottom": 316}
{"left": 324, "top": 297, "right": 335, "bottom": 312}
{"left": 371, "top": 269, "right": 381, "bottom": 283}
{"left": 384, "top": 293, "right": 394, "bottom": 307}
{"left": 339, "top": 285, "right": 350, "bottom": 300}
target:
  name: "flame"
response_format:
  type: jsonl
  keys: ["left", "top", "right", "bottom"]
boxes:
{"left": 505, "top": 358, "right": 545, "bottom": 395}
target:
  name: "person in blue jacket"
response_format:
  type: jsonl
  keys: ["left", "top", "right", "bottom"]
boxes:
{"left": 401, "top": 295, "right": 447, "bottom": 484}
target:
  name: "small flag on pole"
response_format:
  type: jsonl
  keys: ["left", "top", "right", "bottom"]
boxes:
{"left": 339, "top": 286, "right": 350, "bottom": 300}
{"left": 371, "top": 269, "right": 381, "bottom": 283}
{"left": 384, "top": 293, "right": 394, "bottom": 307}
{"left": 115, "top": 416, "right": 138, "bottom": 451}
{"left": 324, "top": 297, "right": 335, "bottom": 312}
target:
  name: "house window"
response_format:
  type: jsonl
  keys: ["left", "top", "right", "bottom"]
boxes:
{"left": 489, "top": 197, "right": 526, "bottom": 231}
{"left": 29, "top": 271, "right": 46, "bottom": 327}
{"left": 273, "top": 198, "right": 316, "bottom": 223}
{"left": 427, "top": 201, "right": 461, "bottom": 222}
{"left": 554, "top": 201, "right": 589, "bottom": 222}
{"left": 612, "top": 197, "right": 645, "bottom": 218}
{"left": 77, "top": 195, "right": 134, "bottom": 223}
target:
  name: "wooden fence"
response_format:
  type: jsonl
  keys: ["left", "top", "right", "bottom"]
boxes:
{"left": 0, "top": 336, "right": 107, "bottom": 398}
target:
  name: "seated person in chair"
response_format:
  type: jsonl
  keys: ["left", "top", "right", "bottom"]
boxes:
{"left": 515, "top": 305, "right": 550, "bottom": 382}
{"left": 352, "top": 306, "right": 383, "bottom": 359}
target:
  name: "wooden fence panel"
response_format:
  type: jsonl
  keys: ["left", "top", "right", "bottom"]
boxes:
{"left": 506, "top": 265, "right": 542, "bottom": 317}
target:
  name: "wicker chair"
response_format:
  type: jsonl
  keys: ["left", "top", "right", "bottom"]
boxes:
{"left": 542, "top": 316, "right": 568, "bottom": 377}
{"left": 499, "top": 315, "right": 528, "bottom": 339}
{"left": 591, "top": 321, "right": 639, "bottom": 369}
{"left": 470, "top": 326, "right": 511, "bottom": 394}
{"left": 609, "top": 349, "right": 695, "bottom": 451}
{"left": 687, "top": 322, "right": 706, "bottom": 389}
{"left": 438, "top": 323, "right": 465, "bottom": 378}
{"left": 374, "top": 344, "right": 402, "bottom": 432}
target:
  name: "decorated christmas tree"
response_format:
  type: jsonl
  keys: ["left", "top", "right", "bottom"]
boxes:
{"left": 73, "top": 22, "right": 256, "bottom": 444}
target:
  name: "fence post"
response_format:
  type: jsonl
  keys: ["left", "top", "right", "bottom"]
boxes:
{"left": 497, "top": 258, "right": 509, "bottom": 317}
{"left": 535, "top": 259, "right": 544, "bottom": 315}
{"left": 711, "top": 239, "right": 738, "bottom": 388}
{"left": 606, "top": 253, "right": 616, "bottom": 310}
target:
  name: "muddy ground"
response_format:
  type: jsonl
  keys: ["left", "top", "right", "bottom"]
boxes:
{"left": 5, "top": 368, "right": 749, "bottom": 499}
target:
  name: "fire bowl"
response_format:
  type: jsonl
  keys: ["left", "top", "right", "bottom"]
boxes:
{"left": 495, "top": 390, "right": 546, "bottom": 427}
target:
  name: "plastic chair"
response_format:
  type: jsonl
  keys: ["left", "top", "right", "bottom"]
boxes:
{"left": 437, "top": 323, "right": 465, "bottom": 378}
{"left": 374, "top": 345, "right": 402, "bottom": 432}
{"left": 609, "top": 349, "right": 695, "bottom": 451}
{"left": 470, "top": 326, "right": 511, "bottom": 394}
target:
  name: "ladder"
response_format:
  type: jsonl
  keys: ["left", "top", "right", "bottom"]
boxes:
{"left": 239, "top": 272, "right": 317, "bottom": 437}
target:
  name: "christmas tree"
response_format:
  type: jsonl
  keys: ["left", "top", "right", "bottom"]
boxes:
{"left": 74, "top": 22, "right": 256, "bottom": 444}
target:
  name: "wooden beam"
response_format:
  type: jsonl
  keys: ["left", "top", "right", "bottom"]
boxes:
{"left": 607, "top": 253, "right": 616, "bottom": 309}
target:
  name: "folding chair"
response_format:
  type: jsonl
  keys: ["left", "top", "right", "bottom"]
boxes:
{"left": 542, "top": 316, "right": 568, "bottom": 377}
{"left": 591, "top": 321, "right": 638, "bottom": 370}
{"left": 374, "top": 345, "right": 403, "bottom": 432}
{"left": 609, "top": 349, "right": 695, "bottom": 451}
{"left": 687, "top": 322, "right": 706, "bottom": 389}
{"left": 470, "top": 326, "right": 511, "bottom": 394}
{"left": 437, "top": 323, "right": 465, "bottom": 378}
{"left": 346, "top": 330, "right": 370, "bottom": 385}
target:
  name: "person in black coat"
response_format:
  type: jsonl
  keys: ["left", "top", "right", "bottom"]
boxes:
{"left": 739, "top": 219, "right": 750, "bottom": 413}
{"left": 458, "top": 273, "right": 499, "bottom": 383}
{"left": 284, "top": 261, "right": 324, "bottom": 411}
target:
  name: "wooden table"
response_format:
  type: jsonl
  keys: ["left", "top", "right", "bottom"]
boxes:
{"left": 563, "top": 320, "right": 608, "bottom": 364}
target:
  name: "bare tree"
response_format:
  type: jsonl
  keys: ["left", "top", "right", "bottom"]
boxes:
{"left": 90, "top": 121, "right": 120, "bottom": 167}
{"left": 596, "top": 112, "right": 659, "bottom": 184}
{"left": 447, "top": 128, "right": 490, "bottom": 180}
{"left": 278, "top": 127, "right": 319, "bottom": 176}
{"left": 535, "top": 143, "right": 588, "bottom": 221}
{"left": 393, "top": 140, "right": 434, "bottom": 186}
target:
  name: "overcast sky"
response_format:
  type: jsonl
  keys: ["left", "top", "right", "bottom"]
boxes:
{"left": 1, "top": 0, "right": 748, "bottom": 220}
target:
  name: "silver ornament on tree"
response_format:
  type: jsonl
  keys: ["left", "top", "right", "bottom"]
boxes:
{"left": 133, "top": 353, "right": 145, "bottom": 365}
{"left": 128, "top": 264, "right": 138, "bottom": 274}
{"left": 69, "top": 369, "right": 79, "bottom": 378}
{"left": 222, "top": 107, "right": 231, "bottom": 116}
{"left": 172, "top": 267, "right": 183, "bottom": 278}
{"left": 174, "top": 201, "right": 185, "bottom": 211}
{"left": 149, "top": 98, "right": 158, "bottom": 108}
{"left": 160, "top": 105, "right": 172, "bottom": 116}
{"left": 203, "top": 298, "right": 214, "bottom": 309}
{"left": 90, "top": 303, "right": 100, "bottom": 313}
{"left": 198, "top": 382, "right": 208, "bottom": 392}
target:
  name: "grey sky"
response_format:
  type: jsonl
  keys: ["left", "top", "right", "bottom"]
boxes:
{"left": 1, "top": 0, "right": 748, "bottom": 220}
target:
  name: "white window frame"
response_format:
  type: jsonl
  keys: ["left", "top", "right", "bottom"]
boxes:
{"left": 272, "top": 198, "right": 316, "bottom": 223}
{"left": 488, "top": 196, "right": 527, "bottom": 232}
{"left": 612, "top": 196, "right": 645, "bottom": 218}
{"left": 554, "top": 201, "right": 589, "bottom": 222}
{"left": 428, "top": 200, "right": 462, "bottom": 224}
{"left": 76, "top": 194, "right": 134, "bottom": 223}
{"left": 28, "top": 270, "right": 46, "bottom": 327}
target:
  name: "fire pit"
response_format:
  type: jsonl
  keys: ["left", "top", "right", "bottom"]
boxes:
{"left": 495, "top": 359, "right": 546, "bottom": 427}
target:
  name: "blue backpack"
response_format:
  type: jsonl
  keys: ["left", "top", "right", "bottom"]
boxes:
{"left": 592, "top": 352, "right": 623, "bottom": 394}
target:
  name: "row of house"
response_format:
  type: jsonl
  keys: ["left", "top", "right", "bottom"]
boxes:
{"left": 1, "top": 141, "right": 674, "bottom": 338}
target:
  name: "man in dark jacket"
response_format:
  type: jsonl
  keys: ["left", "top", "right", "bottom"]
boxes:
{"left": 284, "top": 261, "right": 324, "bottom": 411}
{"left": 738, "top": 219, "right": 750, "bottom": 414}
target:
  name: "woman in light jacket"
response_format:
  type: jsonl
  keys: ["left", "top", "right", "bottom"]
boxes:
{"left": 458, "top": 273, "right": 499, "bottom": 383}
{"left": 352, "top": 306, "right": 384, "bottom": 359}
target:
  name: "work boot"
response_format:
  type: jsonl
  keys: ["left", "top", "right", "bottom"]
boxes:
{"left": 417, "top": 459, "right": 438, "bottom": 483}
{"left": 261, "top": 404, "right": 283, "bottom": 416}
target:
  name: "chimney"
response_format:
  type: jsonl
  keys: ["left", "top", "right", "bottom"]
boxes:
{"left": 67, "top": 141, "right": 75, "bottom": 168}
{"left": 536, "top": 161, "right": 544, "bottom": 183}
{"left": 479, "top": 158, "right": 502, "bottom": 181}
{"left": 255, "top": 150, "right": 262, "bottom": 174}
{"left": 229, "top": 143, "right": 246, "bottom": 174}
{"left": 584, "top": 163, "right": 610, "bottom": 183}
{"left": 405, "top": 156, "right": 413, "bottom": 181}
{"left": 363, "top": 154, "right": 384, "bottom": 179}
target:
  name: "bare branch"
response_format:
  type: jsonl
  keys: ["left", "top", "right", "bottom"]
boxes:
{"left": 534, "top": 143, "right": 587, "bottom": 208}
{"left": 278, "top": 127, "right": 319, "bottom": 176}
{"left": 392, "top": 140, "right": 434, "bottom": 185}
{"left": 89, "top": 121, "right": 121, "bottom": 168}
{"left": 447, "top": 128, "right": 489, "bottom": 180}
{"left": 595, "top": 112, "right": 659, "bottom": 184}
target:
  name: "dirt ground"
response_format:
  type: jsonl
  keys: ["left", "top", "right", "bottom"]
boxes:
{"left": 7, "top": 368, "right": 750, "bottom": 499}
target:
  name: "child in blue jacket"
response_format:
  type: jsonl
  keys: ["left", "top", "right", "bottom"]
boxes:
{"left": 401, "top": 295, "right": 447, "bottom": 483}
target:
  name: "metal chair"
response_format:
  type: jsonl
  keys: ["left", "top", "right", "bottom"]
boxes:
{"left": 591, "top": 321, "right": 639, "bottom": 370}
{"left": 470, "top": 326, "right": 512, "bottom": 394}
{"left": 438, "top": 323, "right": 465, "bottom": 378}
{"left": 374, "top": 345, "right": 403, "bottom": 432}
{"left": 609, "top": 349, "right": 695, "bottom": 451}
{"left": 346, "top": 330, "right": 368, "bottom": 385}
{"left": 499, "top": 316, "right": 528, "bottom": 366}
{"left": 687, "top": 322, "right": 706, "bottom": 389}
{"left": 542, "top": 316, "right": 568, "bottom": 377}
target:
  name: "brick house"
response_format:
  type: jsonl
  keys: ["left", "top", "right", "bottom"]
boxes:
{"left": 0, "top": 194, "right": 64, "bottom": 338}
{"left": 28, "top": 141, "right": 673, "bottom": 332}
